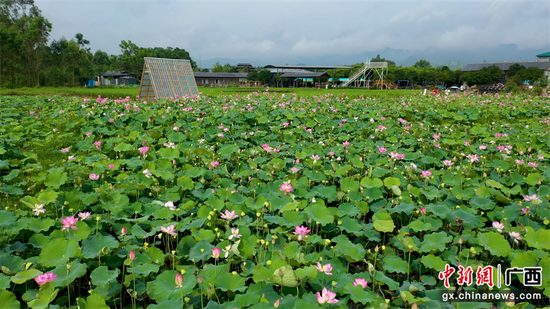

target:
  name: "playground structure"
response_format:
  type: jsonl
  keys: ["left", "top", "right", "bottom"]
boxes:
{"left": 339, "top": 60, "right": 388, "bottom": 88}
{"left": 374, "top": 80, "right": 397, "bottom": 90}
{"left": 397, "top": 80, "right": 411, "bottom": 89}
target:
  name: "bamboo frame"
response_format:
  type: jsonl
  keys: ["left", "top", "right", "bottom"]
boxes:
{"left": 138, "top": 57, "right": 199, "bottom": 101}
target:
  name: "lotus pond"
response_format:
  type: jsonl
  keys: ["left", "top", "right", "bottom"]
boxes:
{"left": 0, "top": 91, "right": 549, "bottom": 309}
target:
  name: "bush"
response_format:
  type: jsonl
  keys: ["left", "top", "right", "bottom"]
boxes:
{"left": 533, "top": 86, "right": 543, "bottom": 95}
{"left": 505, "top": 80, "right": 522, "bottom": 93}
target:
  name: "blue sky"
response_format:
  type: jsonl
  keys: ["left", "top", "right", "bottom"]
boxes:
{"left": 36, "top": 0, "right": 550, "bottom": 67}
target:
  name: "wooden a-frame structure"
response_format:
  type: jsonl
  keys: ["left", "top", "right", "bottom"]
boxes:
{"left": 139, "top": 57, "right": 199, "bottom": 101}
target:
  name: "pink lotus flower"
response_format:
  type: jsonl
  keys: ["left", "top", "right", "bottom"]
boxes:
{"left": 378, "top": 147, "right": 387, "bottom": 153}
{"left": 293, "top": 225, "right": 311, "bottom": 241}
{"left": 466, "top": 154, "right": 480, "bottom": 163}
{"left": 342, "top": 141, "right": 350, "bottom": 147}
{"left": 316, "top": 287, "right": 339, "bottom": 304}
{"left": 521, "top": 208, "right": 530, "bottom": 214}
{"left": 328, "top": 151, "right": 335, "bottom": 156}
{"left": 78, "top": 212, "right": 91, "bottom": 220}
{"left": 291, "top": 167, "right": 300, "bottom": 173}
{"left": 523, "top": 195, "right": 540, "bottom": 202}
{"left": 421, "top": 170, "right": 432, "bottom": 178}
{"left": 33, "top": 204, "right": 46, "bottom": 216}
{"left": 60, "top": 148, "right": 69, "bottom": 153}
{"left": 34, "top": 273, "right": 57, "bottom": 285}
{"left": 316, "top": 262, "right": 333, "bottom": 275}
{"left": 492, "top": 221, "right": 504, "bottom": 233}
{"left": 420, "top": 207, "right": 426, "bottom": 214}
{"left": 161, "top": 224, "right": 177, "bottom": 237}
{"left": 442, "top": 160, "right": 454, "bottom": 166}
{"left": 173, "top": 126, "right": 180, "bottom": 131}
{"left": 212, "top": 247, "right": 221, "bottom": 259}
{"left": 175, "top": 273, "right": 184, "bottom": 288}
{"left": 280, "top": 183, "right": 293, "bottom": 195}
{"left": 61, "top": 216, "right": 79, "bottom": 231}
{"left": 378, "top": 125, "right": 387, "bottom": 131}
{"left": 353, "top": 278, "right": 369, "bottom": 288}
{"left": 220, "top": 210, "right": 239, "bottom": 221}
{"left": 108, "top": 164, "right": 115, "bottom": 169}
{"left": 94, "top": 141, "right": 101, "bottom": 148}
{"left": 389, "top": 152, "right": 405, "bottom": 160}
{"left": 509, "top": 231, "right": 522, "bottom": 244}
{"left": 210, "top": 161, "right": 219, "bottom": 168}
{"left": 528, "top": 162, "right": 538, "bottom": 168}
{"left": 139, "top": 146, "right": 149, "bottom": 154}
{"left": 229, "top": 228, "right": 242, "bottom": 240}
{"left": 463, "top": 141, "right": 470, "bottom": 146}
{"left": 479, "top": 145, "right": 487, "bottom": 150}
{"left": 89, "top": 173, "right": 100, "bottom": 180}
{"left": 433, "top": 134, "right": 440, "bottom": 140}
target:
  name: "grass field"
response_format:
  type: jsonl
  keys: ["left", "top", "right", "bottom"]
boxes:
{"left": 0, "top": 86, "right": 421, "bottom": 98}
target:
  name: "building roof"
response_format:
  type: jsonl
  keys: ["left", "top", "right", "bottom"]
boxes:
{"left": 536, "top": 52, "right": 550, "bottom": 57}
{"left": 264, "top": 64, "right": 352, "bottom": 70}
{"left": 279, "top": 72, "right": 331, "bottom": 78}
{"left": 193, "top": 72, "right": 248, "bottom": 78}
{"left": 100, "top": 71, "right": 135, "bottom": 77}
{"left": 462, "top": 61, "right": 550, "bottom": 72}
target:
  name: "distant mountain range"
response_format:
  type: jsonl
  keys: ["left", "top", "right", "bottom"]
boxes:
{"left": 198, "top": 44, "right": 550, "bottom": 70}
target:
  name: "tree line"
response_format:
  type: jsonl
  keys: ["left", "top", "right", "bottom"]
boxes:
{"left": 0, "top": 0, "right": 195, "bottom": 88}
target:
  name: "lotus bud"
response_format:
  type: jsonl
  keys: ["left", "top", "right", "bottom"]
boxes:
{"left": 121, "top": 226, "right": 127, "bottom": 236}
{"left": 274, "top": 299, "right": 280, "bottom": 308}
{"left": 129, "top": 250, "right": 136, "bottom": 260}
{"left": 198, "top": 275, "right": 203, "bottom": 284}
{"left": 175, "top": 273, "right": 184, "bottom": 288}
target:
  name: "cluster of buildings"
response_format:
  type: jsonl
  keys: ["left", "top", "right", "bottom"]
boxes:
{"left": 94, "top": 52, "right": 550, "bottom": 88}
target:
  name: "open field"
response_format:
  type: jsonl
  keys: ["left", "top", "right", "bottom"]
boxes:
{"left": 0, "top": 92, "right": 549, "bottom": 308}
{"left": 0, "top": 86, "right": 421, "bottom": 99}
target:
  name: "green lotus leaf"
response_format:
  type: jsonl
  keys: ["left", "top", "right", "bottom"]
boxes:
{"left": 344, "top": 284, "right": 378, "bottom": 304}
{"left": 384, "top": 177, "right": 401, "bottom": 188}
{"left": 0, "top": 211, "right": 16, "bottom": 227}
{"left": 524, "top": 227, "right": 550, "bottom": 250}
{"left": 215, "top": 272, "right": 248, "bottom": 292}
{"left": 303, "top": 204, "right": 334, "bottom": 226}
{"left": 0, "top": 273, "right": 11, "bottom": 289}
{"left": 77, "top": 293, "right": 110, "bottom": 309}
{"left": 11, "top": 269, "right": 42, "bottom": 284}
{"left": 383, "top": 256, "right": 409, "bottom": 274}
{"left": 219, "top": 144, "right": 239, "bottom": 157}
{"left": 341, "top": 177, "right": 359, "bottom": 192}
{"left": 90, "top": 266, "right": 120, "bottom": 287}
{"left": 147, "top": 299, "right": 183, "bottom": 309}
{"left": 186, "top": 167, "right": 206, "bottom": 178}
{"left": 51, "top": 261, "right": 87, "bottom": 287}
{"left": 477, "top": 232, "right": 511, "bottom": 257}
{"left": 146, "top": 270, "right": 197, "bottom": 302}
{"left": 39, "top": 239, "right": 79, "bottom": 268}
{"left": 81, "top": 234, "right": 119, "bottom": 259}
{"left": 360, "top": 177, "right": 383, "bottom": 188}
{"left": 408, "top": 220, "right": 432, "bottom": 232}
{"left": 0, "top": 290, "right": 21, "bottom": 309}
{"left": 372, "top": 212, "right": 395, "bottom": 233}
{"left": 44, "top": 168, "right": 67, "bottom": 189}
{"left": 268, "top": 266, "right": 299, "bottom": 287}
{"left": 419, "top": 232, "right": 452, "bottom": 253}
{"left": 113, "top": 142, "right": 133, "bottom": 152}
{"left": 188, "top": 240, "right": 215, "bottom": 262}
{"left": 27, "top": 282, "right": 59, "bottom": 309}
{"left": 420, "top": 254, "right": 447, "bottom": 271}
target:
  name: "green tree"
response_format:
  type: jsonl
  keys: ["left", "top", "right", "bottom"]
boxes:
{"left": 371, "top": 54, "right": 396, "bottom": 66}
{"left": 413, "top": 59, "right": 431, "bottom": 68}
{"left": 257, "top": 69, "right": 271, "bottom": 85}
